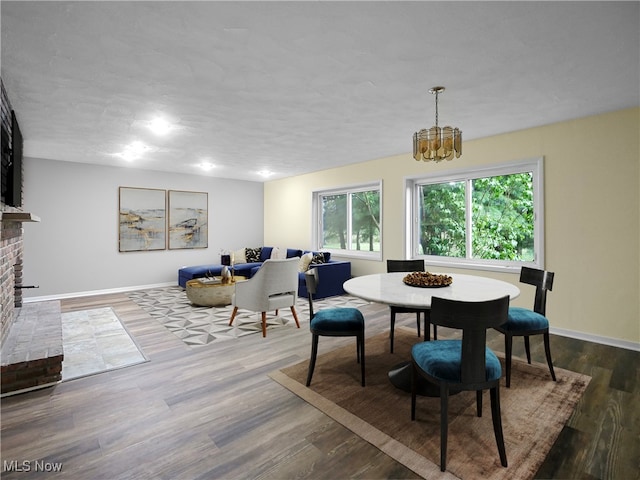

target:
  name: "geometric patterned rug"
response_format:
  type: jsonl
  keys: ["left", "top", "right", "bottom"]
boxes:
{"left": 128, "top": 286, "right": 370, "bottom": 347}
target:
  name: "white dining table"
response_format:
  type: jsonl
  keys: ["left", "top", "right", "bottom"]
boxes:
{"left": 343, "top": 272, "right": 520, "bottom": 308}
{"left": 343, "top": 272, "right": 521, "bottom": 395}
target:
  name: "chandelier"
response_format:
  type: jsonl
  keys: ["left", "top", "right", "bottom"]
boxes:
{"left": 413, "top": 86, "right": 462, "bottom": 162}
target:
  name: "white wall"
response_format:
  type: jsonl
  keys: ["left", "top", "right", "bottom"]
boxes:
{"left": 22, "top": 158, "right": 264, "bottom": 298}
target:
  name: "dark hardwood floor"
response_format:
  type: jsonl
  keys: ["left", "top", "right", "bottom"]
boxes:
{"left": 1, "top": 291, "right": 638, "bottom": 479}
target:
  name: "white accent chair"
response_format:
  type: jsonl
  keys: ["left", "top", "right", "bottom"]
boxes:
{"left": 228, "top": 257, "right": 301, "bottom": 337}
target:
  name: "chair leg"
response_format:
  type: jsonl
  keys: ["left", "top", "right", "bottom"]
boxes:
{"left": 411, "top": 363, "right": 417, "bottom": 421}
{"left": 543, "top": 332, "right": 557, "bottom": 381}
{"left": 229, "top": 306, "right": 239, "bottom": 326}
{"left": 504, "top": 333, "right": 513, "bottom": 388}
{"left": 359, "top": 331, "right": 365, "bottom": 387}
{"left": 423, "top": 310, "right": 434, "bottom": 341}
{"left": 524, "top": 335, "right": 532, "bottom": 364}
{"left": 261, "top": 312, "right": 267, "bottom": 337}
{"left": 290, "top": 306, "right": 301, "bottom": 328}
{"left": 440, "top": 384, "right": 449, "bottom": 472}
{"left": 476, "top": 390, "right": 482, "bottom": 417}
{"left": 390, "top": 309, "right": 396, "bottom": 353}
{"left": 306, "top": 334, "right": 319, "bottom": 386}
{"left": 416, "top": 312, "right": 421, "bottom": 337}
{"left": 490, "top": 386, "right": 508, "bottom": 467}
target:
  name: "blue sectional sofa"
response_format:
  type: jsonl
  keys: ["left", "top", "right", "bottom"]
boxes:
{"left": 178, "top": 247, "right": 351, "bottom": 299}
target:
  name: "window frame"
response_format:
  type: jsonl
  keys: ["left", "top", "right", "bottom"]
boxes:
{"left": 404, "top": 158, "right": 544, "bottom": 273}
{"left": 312, "top": 180, "right": 383, "bottom": 261}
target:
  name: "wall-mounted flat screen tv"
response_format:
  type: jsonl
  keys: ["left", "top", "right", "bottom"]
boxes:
{"left": 1, "top": 111, "right": 22, "bottom": 207}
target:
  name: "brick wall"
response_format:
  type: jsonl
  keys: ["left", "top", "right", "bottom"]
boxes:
{"left": 1, "top": 78, "right": 22, "bottom": 345}
{"left": 0, "top": 79, "right": 23, "bottom": 344}
{"left": 0, "top": 220, "right": 23, "bottom": 344}
{"left": 1, "top": 301, "right": 64, "bottom": 395}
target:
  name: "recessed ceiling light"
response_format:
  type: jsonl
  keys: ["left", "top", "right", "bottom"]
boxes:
{"left": 113, "top": 141, "right": 151, "bottom": 161}
{"left": 257, "top": 170, "right": 274, "bottom": 178}
{"left": 199, "top": 162, "right": 216, "bottom": 171}
{"left": 148, "top": 117, "right": 172, "bottom": 136}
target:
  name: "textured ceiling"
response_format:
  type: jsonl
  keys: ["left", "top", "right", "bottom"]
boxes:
{"left": 1, "top": 1, "right": 638, "bottom": 182}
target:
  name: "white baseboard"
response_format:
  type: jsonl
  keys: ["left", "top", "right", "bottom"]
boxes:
{"left": 550, "top": 326, "right": 640, "bottom": 352}
{"left": 22, "top": 282, "right": 176, "bottom": 303}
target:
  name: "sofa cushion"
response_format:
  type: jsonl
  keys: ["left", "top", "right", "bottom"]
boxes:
{"left": 286, "top": 248, "right": 303, "bottom": 258}
{"left": 245, "top": 247, "right": 262, "bottom": 263}
{"left": 260, "top": 247, "right": 274, "bottom": 261}
{"left": 233, "top": 248, "right": 246, "bottom": 264}
{"left": 233, "top": 262, "right": 263, "bottom": 277}
{"left": 297, "top": 260, "right": 351, "bottom": 299}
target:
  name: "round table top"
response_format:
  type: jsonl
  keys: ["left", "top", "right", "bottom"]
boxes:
{"left": 343, "top": 272, "right": 520, "bottom": 308}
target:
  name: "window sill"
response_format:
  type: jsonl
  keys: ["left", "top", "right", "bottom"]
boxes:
{"left": 325, "top": 250, "right": 382, "bottom": 262}
{"left": 421, "top": 258, "right": 539, "bottom": 274}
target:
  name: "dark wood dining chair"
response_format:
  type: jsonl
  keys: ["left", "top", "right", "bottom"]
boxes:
{"left": 386, "top": 259, "right": 435, "bottom": 353}
{"left": 411, "top": 295, "right": 510, "bottom": 472}
{"left": 304, "top": 268, "right": 365, "bottom": 387}
{"left": 495, "top": 266, "right": 556, "bottom": 387}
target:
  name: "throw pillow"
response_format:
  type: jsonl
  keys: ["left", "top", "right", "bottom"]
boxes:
{"left": 245, "top": 247, "right": 262, "bottom": 263}
{"left": 270, "top": 247, "right": 287, "bottom": 259}
{"left": 310, "top": 252, "right": 326, "bottom": 265}
{"left": 232, "top": 248, "right": 246, "bottom": 264}
{"left": 298, "top": 252, "right": 313, "bottom": 273}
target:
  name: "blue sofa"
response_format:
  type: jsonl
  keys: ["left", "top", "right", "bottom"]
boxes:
{"left": 178, "top": 247, "right": 351, "bottom": 299}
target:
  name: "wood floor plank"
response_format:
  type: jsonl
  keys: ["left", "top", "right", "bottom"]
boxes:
{"left": 1, "top": 291, "right": 638, "bottom": 479}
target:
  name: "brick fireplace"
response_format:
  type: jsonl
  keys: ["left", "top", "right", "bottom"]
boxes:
{"left": 1, "top": 78, "right": 63, "bottom": 395}
{"left": 0, "top": 216, "right": 24, "bottom": 344}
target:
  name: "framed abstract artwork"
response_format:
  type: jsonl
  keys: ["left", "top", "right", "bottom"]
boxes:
{"left": 118, "top": 187, "right": 167, "bottom": 252}
{"left": 168, "top": 190, "right": 208, "bottom": 249}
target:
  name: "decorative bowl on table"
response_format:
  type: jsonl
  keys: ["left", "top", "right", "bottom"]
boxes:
{"left": 402, "top": 271, "right": 453, "bottom": 288}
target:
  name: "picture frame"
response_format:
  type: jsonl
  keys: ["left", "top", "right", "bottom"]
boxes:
{"left": 119, "top": 187, "right": 167, "bottom": 252}
{"left": 168, "top": 190, "right": 208, "bottom": 249}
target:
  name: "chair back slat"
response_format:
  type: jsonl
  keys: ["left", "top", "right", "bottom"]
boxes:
{"left": 431, "top": 296, "right": 509, "bottom": 384}
{"left": 386, "top": 259, "right": 425, "bottom": 273}
{"left": 519, "top": 266, "right": 554, "bottom": 316}
{"left": 305, "top": 268, "right": 319, "bottom": 319}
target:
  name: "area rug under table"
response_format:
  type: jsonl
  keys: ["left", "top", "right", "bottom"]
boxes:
{"left": 270, "top": 327, "right": 591, "bottom": 480}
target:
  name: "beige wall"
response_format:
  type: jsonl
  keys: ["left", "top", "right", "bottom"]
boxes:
{"left": 265, "top": 108, "right": 640, "bottom": 344}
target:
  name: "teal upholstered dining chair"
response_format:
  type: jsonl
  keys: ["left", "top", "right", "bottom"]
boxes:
{"left": 495, "top": 266, "right": 556, "bottom": 388}
{"left": 411, "top": 295, "right": 510, "bottom": 472}
{"left": 304, "top": 268, "right": 365, "bottom": 387}
{"left": 386, "top": 259, "right": 436, "bottom": 354}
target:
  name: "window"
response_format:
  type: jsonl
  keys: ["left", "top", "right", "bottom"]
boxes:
{"left": 313, "top": 181, "right": 382, "bottom": 259}
{"left": 406, "top": 158, "right": 543, "bottom": 272}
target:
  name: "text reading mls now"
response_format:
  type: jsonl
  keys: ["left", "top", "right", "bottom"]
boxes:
{"left": 3, "top": 460, "right": 64, "bottom": 473}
